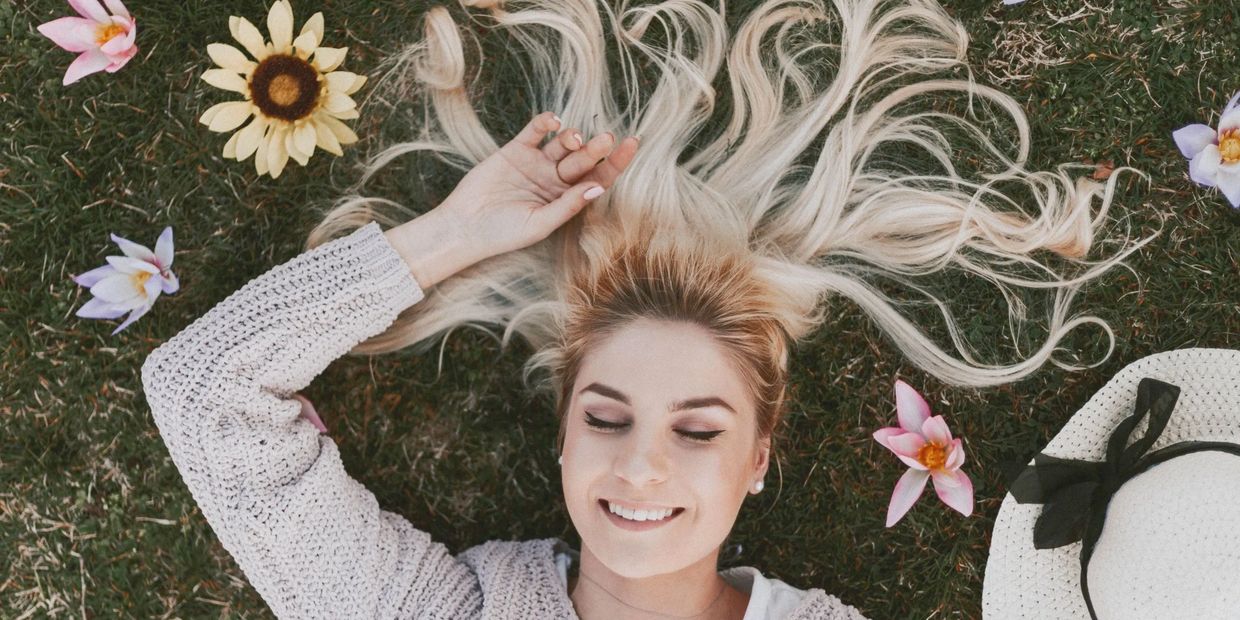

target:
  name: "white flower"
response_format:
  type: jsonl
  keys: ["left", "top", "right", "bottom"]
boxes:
{"left": 199, "top": 0, "right": 365, "bottom": 178}
{"left": 72, "top": 227, "right": 177, "bottom": 335}
{"left": 1172, "top": 91, "right": 1240, "bottom": 208}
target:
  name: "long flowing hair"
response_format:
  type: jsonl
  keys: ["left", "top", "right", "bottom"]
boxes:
{"left": 308, "top": 0, "right": 1152, "bottom": 415}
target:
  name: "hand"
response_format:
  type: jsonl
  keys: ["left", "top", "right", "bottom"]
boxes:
{"left": 433, "top": 111, "right": 640, "bottom": 264}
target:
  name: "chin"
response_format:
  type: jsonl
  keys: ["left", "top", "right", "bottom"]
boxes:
{"left": 590, "top": 540, "right": 686, "bottom": 578}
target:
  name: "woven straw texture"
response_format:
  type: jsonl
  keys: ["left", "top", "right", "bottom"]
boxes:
{"left": 982, "top": 348, "right": 1240, "bottom": 619}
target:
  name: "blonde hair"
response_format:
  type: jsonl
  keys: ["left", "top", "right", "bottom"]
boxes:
{"left": 308, "top": 0, "right": 1153, "bottom": 445}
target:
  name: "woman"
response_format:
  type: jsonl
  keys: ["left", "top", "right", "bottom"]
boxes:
{"left": 143, "top": 0, "right": 1147, "bottom": 617}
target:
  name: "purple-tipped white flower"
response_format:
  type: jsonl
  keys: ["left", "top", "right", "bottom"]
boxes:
{"left": 72, "top": 226, "right": 178, "bottom": 335}
{"left": 1173, "top": 91, "right": 1240, "bottom": 208}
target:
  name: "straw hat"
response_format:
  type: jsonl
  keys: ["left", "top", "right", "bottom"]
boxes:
{"left": 982, "top": 348, "right": 1240, "bottom": 619}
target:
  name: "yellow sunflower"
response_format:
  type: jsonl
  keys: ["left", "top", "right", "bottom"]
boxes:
{"left": 198, "top": 0, "right": 365, "bottom": 178}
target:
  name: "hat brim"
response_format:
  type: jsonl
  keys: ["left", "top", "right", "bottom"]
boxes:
{"left": 982, "top": 348, "right": 1240, "bottom": 618}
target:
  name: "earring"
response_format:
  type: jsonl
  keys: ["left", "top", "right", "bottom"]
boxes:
{"left": 753, "top": 480, "right": 764, "bottom": 493}
{"left": 558, "top": 455, "right": 563, "bottom": 466}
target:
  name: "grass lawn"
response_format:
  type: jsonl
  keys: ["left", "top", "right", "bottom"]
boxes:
{"left": 2, "top": 0, "right": 1237, "bottom": 617}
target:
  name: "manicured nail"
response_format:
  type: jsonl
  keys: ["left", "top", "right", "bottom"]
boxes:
{"left": 584, "top": 186, "right": 604, "bottom": 200}
{"left": 552, "top": 114, "right": 563, "bottom": 126}
{"left": 573, "top": 133, "right": 583, "bottom": 147}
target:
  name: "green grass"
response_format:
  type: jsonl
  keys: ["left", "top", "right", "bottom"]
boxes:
{"left": 2, "top": 0, "right": 1237, "bottom": 618}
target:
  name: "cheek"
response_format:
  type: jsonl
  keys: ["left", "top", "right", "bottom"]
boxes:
{"left": 561, "top": 427, "right": 749, "bottom": 499}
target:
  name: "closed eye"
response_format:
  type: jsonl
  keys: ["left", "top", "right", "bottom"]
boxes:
{"left": 584, "top": 411, "right": 725, "bottom": 443}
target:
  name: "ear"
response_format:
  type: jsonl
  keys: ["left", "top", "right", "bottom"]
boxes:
{"left": 753, "top": 435, "right": 771, "bottom": 479}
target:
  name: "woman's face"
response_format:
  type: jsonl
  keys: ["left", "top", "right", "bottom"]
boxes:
{"left": 560, "top": 317, "right": 770, "bottom": 578}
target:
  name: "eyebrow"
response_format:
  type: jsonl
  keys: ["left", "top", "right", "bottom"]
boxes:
{"left": 577, "top": 382, "right": 737, "bottom": 415}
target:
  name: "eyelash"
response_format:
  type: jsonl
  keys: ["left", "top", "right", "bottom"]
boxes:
{"left": 584, "top": 412, "right": 725, "bottom": 443}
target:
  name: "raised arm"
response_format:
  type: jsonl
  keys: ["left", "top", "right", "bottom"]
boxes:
{"left": 141, "top": 112, "right": 638, "bottom": 618}
{"left": 141, "top": 218, "right": 486, "bottom": 619}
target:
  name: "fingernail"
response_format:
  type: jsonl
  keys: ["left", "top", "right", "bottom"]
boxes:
{"left": 552, "top": 114, "right": 563, "bottom": 126}
{"left": 584, "top": 186, "right": 605, "bottom": 200}
{"left": 573, "top": 133, "right": 583, "bottom": 147}
{"left": 634, "top": 135, "right": 642, "bottom": 143}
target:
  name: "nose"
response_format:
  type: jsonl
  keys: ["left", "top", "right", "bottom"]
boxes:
{"left": 612, "top": 434, "right": 670, "bottom": 488}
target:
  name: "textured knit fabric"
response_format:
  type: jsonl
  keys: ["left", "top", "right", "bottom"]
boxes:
{"left": 141, "top": 221, "right": 870, "bottom": 619}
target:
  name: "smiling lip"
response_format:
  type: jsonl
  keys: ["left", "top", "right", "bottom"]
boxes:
{"left": 599, "top": 499, "right": 685, "bottom": 532}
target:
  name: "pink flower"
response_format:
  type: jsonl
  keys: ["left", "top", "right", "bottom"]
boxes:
{"left": 1173, "top": 91, "right": 1240, "bottom": 208}
{"left": 36, "top": 0, "right": 138, "bottom": 85}
{"left": 872, "top": 380, "right": 974, "bottom": 527}
{"left": 72, "top": 227, "right": 177, "bottom": 335}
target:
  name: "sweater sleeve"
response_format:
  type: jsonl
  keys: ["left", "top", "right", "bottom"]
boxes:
{"left": 140, "top": 222, "right": 483, "bottom": 619}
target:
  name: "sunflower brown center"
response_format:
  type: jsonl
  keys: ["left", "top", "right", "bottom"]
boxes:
{"left": 96, "top": 23, "right": 126, "bottom": 45}
{"left": 249, "top": 54, "right": 321, "bottom": 122}
{"left": 1220, "top": 129, "right": 1240, "bottom": 165}
{"left": 918, "top": 443, "right": 947, "bottom": 470}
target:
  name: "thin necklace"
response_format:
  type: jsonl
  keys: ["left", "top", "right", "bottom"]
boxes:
{"left": 573, "top": 567, "right": 729, "bottom": 619}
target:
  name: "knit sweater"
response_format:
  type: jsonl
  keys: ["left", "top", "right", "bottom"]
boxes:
{"left": 140, "top": 221, "right": 870, "bottom": 619}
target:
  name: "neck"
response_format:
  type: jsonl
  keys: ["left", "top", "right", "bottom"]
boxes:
{"left": 569, "top": 543, "right": 745, "bottom": 620}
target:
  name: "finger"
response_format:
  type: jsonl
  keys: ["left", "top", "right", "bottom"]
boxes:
{"left": 542, "top": 128, "right": 583, "bottom": 162}
{"left": 556, "top": 131, "right": 616, "bottom": 184}
{"left": 582, "top": 136, "right": 640, "bottom": 188}
{"left": 532, "top": 182, "right": 606, "bottom": 233}
{"left": 512, "top": 111, "right": 562, "bottom": 149}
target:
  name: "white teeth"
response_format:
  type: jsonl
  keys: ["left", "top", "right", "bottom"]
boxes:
{"left": 608, "top": 501, "right": 674, "bottom": 522}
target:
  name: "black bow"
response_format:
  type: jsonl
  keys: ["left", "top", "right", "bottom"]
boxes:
{"left": 1007, "top": 377, "right": 1240, "bottom": 619}
{"left": 1009, "top": 377, "right": 1180, "bottom": 550}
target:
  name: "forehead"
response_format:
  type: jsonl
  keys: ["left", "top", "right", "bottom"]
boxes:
{"left": 575, "top": 318, "right": 751, "bottom": 412}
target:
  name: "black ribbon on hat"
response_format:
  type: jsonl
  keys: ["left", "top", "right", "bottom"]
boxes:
{"left": 1008, "top": 377, "right": 1240, "bottom": 619}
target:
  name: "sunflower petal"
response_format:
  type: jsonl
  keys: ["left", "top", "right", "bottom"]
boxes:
{"left": 323, "top": 92, "right": 357, "bottom": 116}
{"left": 313, "top": 118, "right": 343, "bottom": 156}
{"left": 300, "top": 12, "right": 324, "bottom": 48}
{"left": 283, "top": 129, "right": 305, "bottom": 164}
{"left": 327, "top": 107, "right": 359, "bottom": 121}
{"left": 291, "top": 122, "right": 317, "bottom": 164}
{"left": 320, "top": 115, "right": 358, "bottom": 145}
{"left": 255, "top": 133, "right": 270, "bottom": 176}
{"left": 267, "top": 0, "right": 294, "bottom": 54}
{"left": 222, "top": 131, "right": 240, "bottom": 159}
{"left": 230, "top": 16, "right": 269, "bottom": 61}
{"left": 235, "top": 116, "right": 269, "bottom": 161}
{"left": 326, "top": 71, "right": 366, "bottom": 95}
{"left": 199, "top": 101, "right": 231, "bottom": 126}
{"left": 202, "top": 68, "right": 250, "bottom": 94}
{"left": 292, "top": 31, "right": 318, "bottom": 60}
{"left": 207, "top": 43, "right": 255, "bottom": 74}
{"left": 207, "top": 101, "right": 254, "bottom": 133}
{"left": 267, "top": 126, "right": 290, "bottom": 178}
{"left": 312, "top": 47, "right": 347, "bottom": 73}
